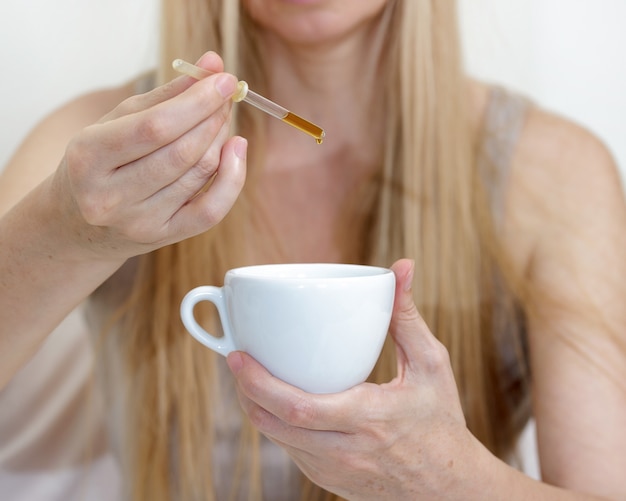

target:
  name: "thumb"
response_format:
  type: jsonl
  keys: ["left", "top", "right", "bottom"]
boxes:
{"left": 194, "top": 50, "right": 225, "bottom": 74}
{"left": 389, "top": 259, "right": 442, "bottom": 381}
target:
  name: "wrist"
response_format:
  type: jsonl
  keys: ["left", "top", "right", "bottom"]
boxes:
{"left": 5, "top": 176, "right": 127, "bottom": 274}
{"left": 447, "top": 433, "right": 591, "bottom": 501}
{"left": 433, "top": 430, "right": 514, "bottom": 501}
{"left": 41, "top": 172, "right": 131, "bottom": 266}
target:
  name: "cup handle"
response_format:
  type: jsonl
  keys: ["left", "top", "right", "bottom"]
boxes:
{"left": 180, "top": 286, "right": 235, "bottom": 356}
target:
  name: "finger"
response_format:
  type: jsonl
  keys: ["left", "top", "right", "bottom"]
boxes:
{"left": 109, "top": 98, "right": 233, "bottom": 203}
{"left": 227, "top": 351, "right": 339, "bottom": 433}
{"left": 70, "top": 71, "right": 238, "bottom": 178}
{"left": 235, "top": 386, "right": 349, "bottom": 456}
{"left": 389, "top": 259, "right": 450, "bottom": 381}
{"left": 99, "top": 51, "right": 226, "bottom": 122}
{"left": 167, "top": 135, "right": 248, "bottom": 237}
{"left": 227, "top": 350, "right": 381, "bottom": 434}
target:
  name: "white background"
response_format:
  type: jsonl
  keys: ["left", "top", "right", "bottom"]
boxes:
{"left": 3, "top": 0, "right": 625, "bottom": 481}
{"left": 1, "top": 0, "right": 625, "bottom": 183}
{"left": 458, "top": 0, "right": 626, "bottom": 185}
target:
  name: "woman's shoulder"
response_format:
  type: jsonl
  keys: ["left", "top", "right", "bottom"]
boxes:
{"left": 470, "top": 79, "right": 616, "bottom": 182}
{"left": 469, "top": 79, "right": 623, "bottom": 273}
{"left": 499, "top": 85, "right": 624, "bottom": 274}
{"left": 512, "top": 99, "right": 621, "bottom": 225}
{"left": 516, "top": 104, "right": 617, "bottom": 188}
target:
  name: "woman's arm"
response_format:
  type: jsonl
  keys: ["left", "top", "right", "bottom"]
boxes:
{"left": 0, "top": 52, "right": 248, "bottom": 389}
{"left": 0, "top": 85, "right": 133, "bottom": 386}
{"left": 508, "top": 107, "right": 626, "bottom": 497}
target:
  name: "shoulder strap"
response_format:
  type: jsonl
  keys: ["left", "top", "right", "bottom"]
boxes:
{"left": 478, "top": 86, "right": 532, "bottom": 226}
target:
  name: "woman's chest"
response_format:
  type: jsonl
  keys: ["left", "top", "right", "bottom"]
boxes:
{"left": 250, "top": 163, "right": 377, "bottom": 263}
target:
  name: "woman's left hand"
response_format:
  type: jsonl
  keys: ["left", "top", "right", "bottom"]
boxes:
{"left": 227, "top": 259, "right": 490, "bottom": 500}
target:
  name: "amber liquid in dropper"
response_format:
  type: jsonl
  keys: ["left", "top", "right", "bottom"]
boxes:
{"left": 282, "top": 112, "right": 325, "bottom": 144}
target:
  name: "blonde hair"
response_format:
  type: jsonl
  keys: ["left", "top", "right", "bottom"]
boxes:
{"left": 117, "top": 0, "right": 531, "bottom": 499}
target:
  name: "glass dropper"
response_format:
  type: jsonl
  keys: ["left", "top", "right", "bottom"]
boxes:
{"left": 172, "top": 59, "right": 325, "bottom": 144}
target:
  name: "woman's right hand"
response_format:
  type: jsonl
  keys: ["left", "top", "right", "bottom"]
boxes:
{"left": 51, "top": 51, "right": 247, "bottom": 262}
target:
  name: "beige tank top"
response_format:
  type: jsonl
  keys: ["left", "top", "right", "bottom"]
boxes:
{"left": 0, "top": 85, "right": 531, "bottom": 501}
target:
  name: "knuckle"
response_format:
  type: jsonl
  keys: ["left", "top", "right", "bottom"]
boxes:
{"left": 178, "top": 149, "right": 220, "bottom": 192}
{"left": 136, "top": 113, "right": 169, "bottom": 144}
{"left": 158, "top": 78, "right": 178, "bottom": 96}
{"left": 364, "top": 419, "right": 394, "bottom": 450}
{"left": 422, "top": 339, "right": 451, "bottom": 373}
{"left": 196, "top": 147, "right": 222, "bottom": 175}
{"left": 400, "top": 300, "right": 422, "bottom": 323}
{"left": 341, "top": 451, "right": 374, "bottom": 477}
{"left": 169, "top": 135, "right": 201, "bottom": 168}
{"left": 113, "top": 94, "right": 142, "bottom": 117}
{"left": 122, "top": 219, "right": 158, "bottom": 244}
{"left": 195, "top": 202, "right": 223, "bottom": 230}
{"left": 247, "top": 404, "right": 272, "bottom": 430}
{"left": 78, "top": 190, "right": 120, "bottom": 226}
{"left": 64, "top": 133, "right": 116, "bottom": 226}
{"left": 65, "top": 133, "right": 94, "bottom": 177}
{"left": 284, "top": 396, "right": 316, "bottom": 427}
{"left": 177, "top": 176, "right": 210, "bottom": 204}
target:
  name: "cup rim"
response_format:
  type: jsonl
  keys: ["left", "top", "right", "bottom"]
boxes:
{"left": 226, "top": 263, "right": 393, "bottom": 280}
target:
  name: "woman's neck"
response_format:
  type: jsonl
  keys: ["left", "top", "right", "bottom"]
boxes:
{"left": 254, "top": 17, "right": 389, "bottom": 164}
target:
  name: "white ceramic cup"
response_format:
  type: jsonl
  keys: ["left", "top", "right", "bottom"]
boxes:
{"left": 180, "top": 263, "right": 395, "bottom": 394}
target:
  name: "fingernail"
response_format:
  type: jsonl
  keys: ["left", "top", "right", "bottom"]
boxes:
{"left": 234, "top": 137, "right": 248, "bottom": 160}
{"left": 404, "top": 259, "right": 415, "bottom": 292}
{"left": 226, "top": 351, "right": 243, "bottom": 374}
{"left": 215, "top": 74, "right": 236, "bottom": 98}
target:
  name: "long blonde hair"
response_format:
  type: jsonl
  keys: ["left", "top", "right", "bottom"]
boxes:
{"left": 118, "top": 0, "right": 531, "bottom": 499}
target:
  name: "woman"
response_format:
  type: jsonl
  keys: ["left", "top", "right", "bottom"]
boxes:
{"left": 1, "top": 0, "right": 625, "bottom": 499}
